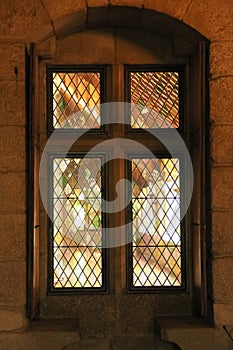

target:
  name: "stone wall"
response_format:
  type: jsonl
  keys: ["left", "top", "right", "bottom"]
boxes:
{"left": 0, "top": 1, "right": 233, "bottom": 349}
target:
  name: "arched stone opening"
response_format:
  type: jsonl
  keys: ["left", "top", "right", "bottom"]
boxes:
{"left": 27, "top": 7, "right": 210, "bottom": 350}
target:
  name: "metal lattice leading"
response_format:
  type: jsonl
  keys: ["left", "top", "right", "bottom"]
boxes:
{"left": 131, "top": 158, "right": 182, "bottom": 287}
{"left": 52, "top": 157, "right": 103, "bottom": 288}
{"left": 53, "top": 72, "right": 101, "bottom": 129}
{"left": 130, "top": 71, "right": 179, "bottom": 129}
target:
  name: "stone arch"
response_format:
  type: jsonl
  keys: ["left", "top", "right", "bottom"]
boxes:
{"left": 33, "top": 6, "right": 208, "bottom": 53}
{"left": 28, "top": 6, "right": 210, "bottom": 349}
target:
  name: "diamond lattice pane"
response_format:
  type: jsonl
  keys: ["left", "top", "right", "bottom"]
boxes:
{"left": 53, "top": 157, "right": 103, "bottom": 288}
{"left": 130, "top": 71, "right": 179, "bottom": 128}
{"left": 131, "top": 158, "right": 181, "bottom": 287}
{"left": 53, "top": 72, "right": 101, "bottom": 129}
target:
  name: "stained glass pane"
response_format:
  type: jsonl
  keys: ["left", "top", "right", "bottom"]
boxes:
{"left": 130, "top": 71, "right": 179, "bottom": 128}
{"left": 52, "top": 72, "right": 101, "bottom": 129}
{"left": 131, "top": 158, "right": 181, "bottom": 287}
{"left": 52, "top": 157, "right": 103, "bottom": 288}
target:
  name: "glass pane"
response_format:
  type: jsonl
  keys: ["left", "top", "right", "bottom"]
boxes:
{"left": 53, "top": 72, "right": 101, "bottom": 129}
{"left": 130, "top": 71, "right": 179, "bottom": 128}
{"left": 131, "top": 158, "right": 181, "bottom": 287}
{"left": 52, "top": 157, "right": 102, "bottom": 288}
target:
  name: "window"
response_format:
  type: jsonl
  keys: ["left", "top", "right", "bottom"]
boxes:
{"left": 47, "top": 66, "right": 105, "bottom": 131}
{"left": 27, "top": 20, "right": 208, "bottom": 321}
{"left": 50, "top": 155, "right": 107, "bottom": 291}
{"left": 128, "top": 69, "right": 180, "bottom": 129}
{"left": 128, "top": 156, "right": 183, "bottom": 290}
{"left": 45, "top": 64, "right": 186, "bottom": 293}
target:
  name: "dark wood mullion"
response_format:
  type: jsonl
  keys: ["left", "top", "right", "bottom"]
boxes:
{"left": 27, "top": 43, "right": 40, "bottom": 319}
{"left": 109, "top": 64, "right": 128, "bottom": 294}
{"left": 190, "top": 41, "right": 209, "bottom": 316}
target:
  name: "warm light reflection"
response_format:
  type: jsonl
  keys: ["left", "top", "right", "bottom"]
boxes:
{"left": 52, "top": 157, "right": 102, "bottom": 288}
{"left": 130, "top": 71, "right": 179, "bottom": 128}
{"left": 132, "top": 158, "right": 182, "bottom": 287}
{"left": 52, "top": 72, "right": 101, "bottom": 129}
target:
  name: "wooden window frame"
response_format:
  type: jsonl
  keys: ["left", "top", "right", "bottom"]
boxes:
{"left": 47, "top": 152, "right": 109, "bottom": 295}
{"left": 27, "top": 41, "right": 209, "bottom": 318}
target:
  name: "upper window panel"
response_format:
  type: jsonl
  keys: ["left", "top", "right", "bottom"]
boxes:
{"left": 128, "top": 68, "right": 182, "bottom": 129}
{"left": 47, "top": 67, "right": 104, "bottom": 130}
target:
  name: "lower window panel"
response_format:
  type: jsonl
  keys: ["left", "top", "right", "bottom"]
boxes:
{"left": 129, "top": 157, "right": 183, "bottom": 290}
{"left": 50, "top": 156, "right": 106, "bottom": 292}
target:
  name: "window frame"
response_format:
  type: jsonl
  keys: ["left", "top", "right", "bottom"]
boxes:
{"left": 45, "top": 63, "right": 191, "bottom": 295}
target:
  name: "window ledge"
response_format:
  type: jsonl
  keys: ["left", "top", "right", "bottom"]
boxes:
{"left": 154, "top": 316, "right": 213, "bottom": 342}
{"left": 154, "top": 317, "right": 233, "bottom": 350}
{"left": 0, "top": 318, "right": 80, "bottom": 350}
{"left": 27, "top": 318, "right": 80, "bottom": 333}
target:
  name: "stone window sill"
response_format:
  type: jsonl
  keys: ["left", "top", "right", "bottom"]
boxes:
{"left": 154, "top": 316, "right": 213, "bottom": 347}
{"left": 27, "top": 317, "right": 80, "bottom": 334}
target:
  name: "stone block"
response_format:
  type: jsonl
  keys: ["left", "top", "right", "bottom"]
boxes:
{"left": 0, "top": 329, "right": 80, "bottom": 350}
{"left": 108, "top": 7, "right": 141, "bottom": 28}
{"left": 40, "top": 295, "right": 118, "bottom": 337}
{"left": 0, "top": 309, "right": 25, "bottom": 331}
{"left": 210, "top": 41, "right": 233, "bottom": 76}
{"left": 115, "top": 28, "right": 172, "bottom": 64}
{"left": 87, "top": 7, "right": 109, "bottom": 28}
{"left": 63, "top": 338, "right": 109, "bottom": 350}
{"left": 141, "top": 8, "right": 202, "bottom": 48}
{"left": 211, "top": 167, "right": 233, "bottom": 209}
{"left": 110, "top": 0, "right": 143, "bottom": 8}
{"left": 0, "top": 43, "right": 25, "bottom": 81}
{"left": 0, "top": 214, "right": 26, "bottom": 260}
{"left": 0, "top": 0, "right": 50, "bottom": 41}
{"left": 0, "top": 81, "right": 25, "bottom": 125}
{"left": 53, "top": 11, "right": 87, "bottom": 40}
{"left": 0, "top": 126, "right": 25, "bottom": 172}
{"left": 32, "top": 24, "right": 55, "bottom": 47}
{"left": 0, "top": 261, "right": 26, "bottom": 305}
{"left": 212, "top": 211, "right": 233, "bottom": 256}
{"left": 212, "top": 257, "right": 233, "bottom": 302}
{"left": 120, "top": 294, "right": 192, "bottom": 336}
{"left": 111, "top": 336, "right": 160, "bottom": 350}
{"left": 210, "top": 77, "right": 233, "bottom": 124}
{"left": 55, "top": 28, "right": 115, "bottom": 64}
{"left": 0, "top": 172, "right": 26, "bottom": 213}
{"left": 164, "top": 326, "right": 233, "bottom": 350}
{"left": 144, "top": 0, "right": 189, "bottom": 20}
{"left": 41, "top": 0, "right": 86, "bottom": 21}
{"left": 211, "top": 125, "right": 233, "bottom": 164}
{"left": 183, "top": 0, "right": 233, "bottom": 40}
{"left": 88, "top": 0, "right": 109, "bottom": 7}
{"left": 214, "top": 303, "right": 233, "bottom": 325}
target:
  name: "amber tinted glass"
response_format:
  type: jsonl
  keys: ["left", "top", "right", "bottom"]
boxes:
{"left": 131, "top": 158, "right": 181, "bottom": 287}
{"left": 52, "top": 157, "right": 102, "bottom": 288}
{"left": 52, "top": 72, "right": 101, "bottom": 129}
{"left": 130, "top": 72, "right": 179, "bottom": 128}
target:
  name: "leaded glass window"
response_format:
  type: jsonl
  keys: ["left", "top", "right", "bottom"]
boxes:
{"left": 47, "top": 66, "right": 105, "bottom": 130}
{"left": 128, "top": 157, "right": 183, "bottom": 290}
{"left": 46, "top": 64, "right": 186, "bottom": 294}
{"left": 126, "top": 67, "right": 183, "bottom": 129}
{"left": 50, "top": 156, "right": 107, "bottom": 291}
